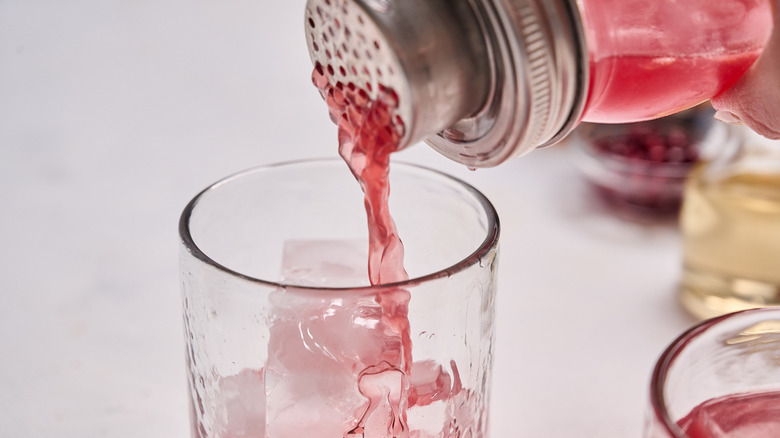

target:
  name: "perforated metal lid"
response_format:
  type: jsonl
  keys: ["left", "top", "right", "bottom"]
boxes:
{"left": 305, "top": 0, "right": 588, "bottom": 167}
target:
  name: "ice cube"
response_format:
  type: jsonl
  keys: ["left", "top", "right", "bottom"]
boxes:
{"left": 280, "top": 239, "right": 369, "bottom": 287}
{"left": 214, "top": 369, "right": 265, "bottom": 438}
{"left": 265, "top": 239, "right": 408, "bottom": 437}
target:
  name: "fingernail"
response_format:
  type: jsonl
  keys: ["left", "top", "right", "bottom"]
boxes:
{"left": 714, "top": 110, "right": 744, "bottom": 125}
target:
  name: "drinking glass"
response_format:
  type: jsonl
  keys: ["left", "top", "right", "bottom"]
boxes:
{"left": 644, "top": 308, "right": 780, "bottom": 437}
{"left": 179, "top": 158, "right": 499, "bottom": 438}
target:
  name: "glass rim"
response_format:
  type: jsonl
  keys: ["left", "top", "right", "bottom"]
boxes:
{"left": 647, "top": 307, "right": 780, "bottom": 436}
{"left": 179, "top": 157, "right": 500, "bottom": 292}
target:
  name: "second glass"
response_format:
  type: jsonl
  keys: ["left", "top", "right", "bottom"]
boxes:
{"left": 644, "top": 308, "right": 780, "bottom": 437}
{"left": 179, "top": 159, "right": 500, "bottom": 438}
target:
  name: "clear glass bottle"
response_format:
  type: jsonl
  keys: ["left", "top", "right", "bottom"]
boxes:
{"left": 304, "top": 0, "right": 773, "bottom": 167}
{"left": 679, "top": 127, "right": 780, "bottom": 320}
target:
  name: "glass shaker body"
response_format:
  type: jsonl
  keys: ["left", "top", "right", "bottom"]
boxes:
{"left": 580, "top": 0, "right": 773, "bottom": 124}
{"left": 679, "top": 128, "right": 780, "bottom": 320}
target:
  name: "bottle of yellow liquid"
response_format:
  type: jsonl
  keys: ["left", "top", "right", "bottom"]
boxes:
{"left": 680, "top": 127, "right": 780, "bottom": 320}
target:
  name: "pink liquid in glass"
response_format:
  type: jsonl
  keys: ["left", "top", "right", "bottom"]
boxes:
{"left": 217, "top": 239, "right": 469, "bottom": 438}
{"left": 677, "top": 390, "right": 780, "bottom": 437}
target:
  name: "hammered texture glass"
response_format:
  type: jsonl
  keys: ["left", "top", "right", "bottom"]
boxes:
{"left": 179, "top": 159, "right": 499, "bottom": 438}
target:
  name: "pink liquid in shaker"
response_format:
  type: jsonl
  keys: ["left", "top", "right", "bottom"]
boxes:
{"left": 580, "top": 0, "right": 772, "bottom": 123}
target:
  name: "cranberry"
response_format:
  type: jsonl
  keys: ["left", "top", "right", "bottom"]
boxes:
{"left": 585, "top": 122, "right": 702, "bottom": 215}
{"left": 593, "top": 126, "right": 699, "bottom": 164}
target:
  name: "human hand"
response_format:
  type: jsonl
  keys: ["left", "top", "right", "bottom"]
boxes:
{"left": 711, "top": 0, "right": 780, "bottom": 139}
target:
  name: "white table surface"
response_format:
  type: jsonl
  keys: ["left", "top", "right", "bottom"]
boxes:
{"left": 0, "top": 1, "right": 700, "bottom": 436}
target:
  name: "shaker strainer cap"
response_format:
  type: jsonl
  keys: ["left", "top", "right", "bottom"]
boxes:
{"left": 305, "top": 0, "right": 588, "bottom": 167}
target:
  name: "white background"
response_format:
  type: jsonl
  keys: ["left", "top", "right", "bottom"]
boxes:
{"left": 0, "top": 1, "right": 700, "bottom": 436}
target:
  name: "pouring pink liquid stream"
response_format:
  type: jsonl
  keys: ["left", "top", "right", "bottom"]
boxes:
{"left": 312, "top": 62, "right": 413, "bottom": 436}
{"left": 312, "top": 63, "right": 408, "bottom": 286}
{"left": 238, "top": 64, "right": 466, "bottom": 438}
{"left": 311, "top": 61, "right": 481, "bottom": 437}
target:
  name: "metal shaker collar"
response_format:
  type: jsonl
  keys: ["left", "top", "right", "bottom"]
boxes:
{"left": 305, "top": 0, "right": 588, "bottom": 167}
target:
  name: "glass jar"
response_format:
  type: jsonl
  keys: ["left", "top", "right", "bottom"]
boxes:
{"left": 679, "top": 127, "right": 780, "bottom": 320}
{"left": 304, "top": 0, "right": 773, "bottom": 166}
{"left": 580, "top": 0, "right": 771, "bottom": 124}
